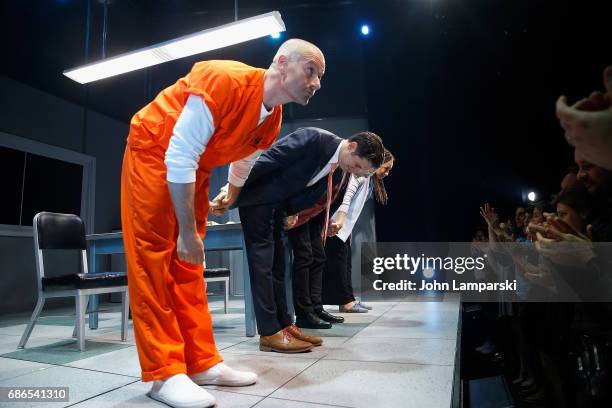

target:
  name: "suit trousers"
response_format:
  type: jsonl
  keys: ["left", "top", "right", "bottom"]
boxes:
{"left": 322, "top": 235, "right": 356, "bottom": 306}
{"left": 239, "top": 204, "right": 293, "bottom": 336}
{"left": 287, "top": 212, "right": 326, "bottom": 318}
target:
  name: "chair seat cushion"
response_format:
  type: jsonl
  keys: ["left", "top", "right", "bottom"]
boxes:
{"left": 204, "top": 268, "right": 230, "bottom": 279}
{"left": 42, "top": 272, "right": 127, "bottom": 291}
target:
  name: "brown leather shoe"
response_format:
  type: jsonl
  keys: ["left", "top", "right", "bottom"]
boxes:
{"left": 285, "top": 324, "right": 323, "bottom": 346}
{"left": 259, "top": 329, "right": 313, "bottom": 353}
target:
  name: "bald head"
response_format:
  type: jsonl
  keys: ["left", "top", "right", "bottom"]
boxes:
{"left": 263, "top": 38, "right": 325, "bottom": 106}
{"left": 272, "top": 39, "right": 325, "bottom": 74}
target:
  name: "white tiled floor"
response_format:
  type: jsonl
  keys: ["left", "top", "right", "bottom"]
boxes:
{"left": 0, "top": 296, "right": 459, "bottom": 408}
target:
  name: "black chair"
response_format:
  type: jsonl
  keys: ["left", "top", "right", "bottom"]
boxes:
{"left": 18, "top": 212, "right": 129, "bottom": 351}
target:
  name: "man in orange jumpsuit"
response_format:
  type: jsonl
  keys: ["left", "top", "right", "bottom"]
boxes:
{"left": 121, "top": 39, "right": 325, "bottom": 408}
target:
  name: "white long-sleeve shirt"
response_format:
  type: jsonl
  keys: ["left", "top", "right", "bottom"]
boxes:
{"left": 164, "top": 94, "right": 271, "bottom": 185}
{"left": 306, "top": 141, "right": 344, "bottom": 187}
{"left": 332, "top": 174, "right": 371, "bottom": 242}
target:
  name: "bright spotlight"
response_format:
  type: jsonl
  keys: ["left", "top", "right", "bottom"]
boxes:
{"left": 423, "top": 267, "right": 435, "bottom": 279}
{"left": 528, "top": 191, "right": 536, "bottom": 202}
{"left": 270, "top": 32, "right": 281, "bottom": 39}
{"left": 361, "top": 25, "right": 370, "bottom": 36}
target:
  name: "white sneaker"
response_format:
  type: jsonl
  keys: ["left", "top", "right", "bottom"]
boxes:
{"left": 147, "top": 373, "right": 216, "bottom": 408}
{"left": 190, "top": 362, "right": 257, "bottom": 386}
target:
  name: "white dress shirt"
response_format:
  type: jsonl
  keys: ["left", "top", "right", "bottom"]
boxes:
{"left": 332, "top": 174, "right": 371, "bottom": 242}
{"left": 306, "top": 140, "right": 344, "bottom": 187}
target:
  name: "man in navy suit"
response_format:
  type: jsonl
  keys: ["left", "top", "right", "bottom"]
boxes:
{"left": 212, "top": 127, "right": 384, "bottom": 353}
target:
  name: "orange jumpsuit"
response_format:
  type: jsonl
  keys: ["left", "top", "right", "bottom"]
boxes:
{"left": 121, "top": 60, "right": 282, "bottom": 381}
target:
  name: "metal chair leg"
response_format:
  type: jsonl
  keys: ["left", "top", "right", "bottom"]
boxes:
{"left": 18, "top": 297, "right": 45, "bottom": 349}
{"left": 73, "top": 295, "right": 91, "bottom": 338}
{"left": 121, "top": 290, "right": 129, "bottom": 342}
{"left": 75, "top": 294, "right": 87, "bottom": 351}
{"left": 224, "top": 278, "right": 229, "bottom": 314}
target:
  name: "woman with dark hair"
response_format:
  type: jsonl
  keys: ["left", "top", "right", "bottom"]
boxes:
{"left": 553, "top": 186, "right": 593, "bottom": 234}
{"left": 322, "top": 149, "right": 395, "bottom": 313}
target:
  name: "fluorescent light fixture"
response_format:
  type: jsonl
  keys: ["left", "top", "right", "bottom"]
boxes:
{"left": 64, "top": 11, "right": 286, "bottom": 84}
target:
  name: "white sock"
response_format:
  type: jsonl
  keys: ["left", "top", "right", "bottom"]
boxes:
{"left": 148, "top": 373, "right": 216, "bottom": 408}
{"left": 190, "top": 362, "right": 257, "bottom": 386}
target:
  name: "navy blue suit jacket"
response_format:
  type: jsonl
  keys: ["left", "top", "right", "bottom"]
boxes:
{"left": 232, "top": 127, "right": 343, "bottom": 215}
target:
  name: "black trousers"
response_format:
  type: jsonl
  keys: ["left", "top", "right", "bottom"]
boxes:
{"left": 322, "top": 235, "right": 355, "bottom": 305}
{"left": 239, "top": 204, "right": 292, "bottom": 336}
{"left": 287, "top": 212, "right": 326, "bottom": 318}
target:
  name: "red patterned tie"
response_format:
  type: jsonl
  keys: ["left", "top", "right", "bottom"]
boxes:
{"left": 321, "top": 162, "right": 338, "bottom": 245}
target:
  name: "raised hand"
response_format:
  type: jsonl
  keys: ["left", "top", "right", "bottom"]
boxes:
{"left": 556, "top": 65, "right": 612, "bottom": 170}
{"left": 479, "top": 203, "right": 499, "bottom": 227}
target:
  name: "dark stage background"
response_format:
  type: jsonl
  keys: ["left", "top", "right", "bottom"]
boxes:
{"left": 1, "top": 0, "right": 610, "bottom": 241}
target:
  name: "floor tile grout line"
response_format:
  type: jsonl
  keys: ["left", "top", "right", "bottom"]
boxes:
{"left": 216, "top": 352, "right": 327, "bottom": 360}
{"left": 341, "top": 334, "right": 457, "bottom": 340}
{"left": 217, "top": 337, "right": 255, "bottom": 351}
{"left": 0, "top": 330, "right": 122, "bottom": 340}
{"left": 0, "top": 301, "right": 460, "bottom": 406}
{"left": 203, "top": 348, "right": 330, "bottom": 399}
{"left": 0, "top": 354, "right": 141, "bottom": 381}
{"left": 0, "top": 333, "right": 32, "bottom": 338}
{"left": 342, "top": 303, "right": 397, "bottom": 342}
{"left": 247, "top": 307, "right": 405, "bottom": 408}
{"left": 251, "top": 394, "right": 355, "bottom": 408}
{"left": 200, "top": 387, "right": 269, "bottom": 399}
{"left": 0, "top": 365, "right": 55, "bottom": 384}
{"left": 249, "top": 301, "right": 456, "bottom": 402}
{"left": 60, "top": 364, "right": 142, "bottom": 379}
{"left": 0, "top": 361, "right": 140, "bottom": 407}
{"left": 343, "top": 335, "right": 458, "bottom": 341}
{"left": 63, "top": 378, "right": 141, "bottom": 407}
{"left": 220, "top": 339, "right": 457, "bottom": 363}
{"left": 319, "top": 357, "right": 454, "bottom": 367}
{"left": 0, "top": 339, "right": 138, "bottom": 355}
{"left": 252, "top": 304, "right": 401, "bottom": 402}
{"left": 262, "top": 358, "right": 322, "bottom": 399}
{"left": 248, "top": 396, "right": 267, "bottom": 407}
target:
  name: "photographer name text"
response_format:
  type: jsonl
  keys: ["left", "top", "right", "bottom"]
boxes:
{"left": 372, "top": 279, "right": 517, "bottom": 292}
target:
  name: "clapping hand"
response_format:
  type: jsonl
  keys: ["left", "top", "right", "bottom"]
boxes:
{"left": 528, "top": 215, "right": 592, "bottom": 242}
{"left": 528, "top": 216, "right": 595, "bottom": 268}
{"left": 556, "top": 65, "right": 612, "bottom": 170}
